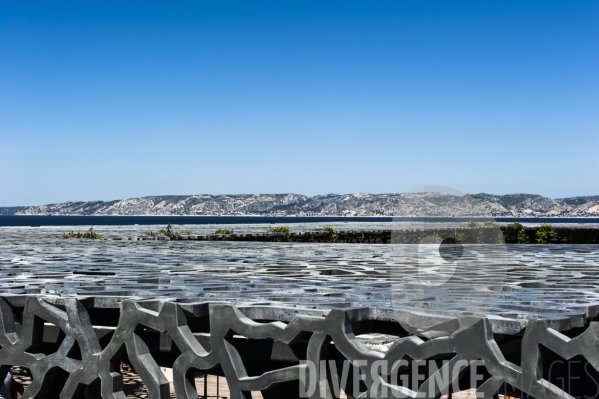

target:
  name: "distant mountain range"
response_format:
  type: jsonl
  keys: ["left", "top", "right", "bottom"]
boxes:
{"left": 2, "top": 193, "right": 599, "bottom": 217}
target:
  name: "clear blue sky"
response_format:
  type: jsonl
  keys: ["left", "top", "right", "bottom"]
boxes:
{"left": 1, "top": 1, "right": 598, "bottom": 206}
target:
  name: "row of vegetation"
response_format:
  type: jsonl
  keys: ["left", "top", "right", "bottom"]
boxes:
{"left": 420, "top": 220, "right": 503, "bottom": 244}
{"left": 60, "top": 222, "right": 558, "bottom": 244}
{"left": 420, "top": 220, "right": 557, "bottom": 244}
{"left": 59, "top": 224, "right": 191, "bottom": 240}
{"left": 144, "top": 224, "right": 343, "bottom": 243}
{"left": 266, "top": 226, "right": 344, "bottom": 243}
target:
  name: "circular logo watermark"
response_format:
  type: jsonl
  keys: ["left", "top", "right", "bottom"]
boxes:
{"left": 388, "top": 186, "right": 509, "bottom": 338}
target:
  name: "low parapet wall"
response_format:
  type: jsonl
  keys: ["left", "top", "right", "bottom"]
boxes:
{"left": 117, "top": 227, "right": 599, "bottom": 244}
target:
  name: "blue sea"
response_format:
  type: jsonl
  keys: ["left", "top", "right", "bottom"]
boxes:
{"left": 1, "top": 215, "right": 598, "bottom": 227}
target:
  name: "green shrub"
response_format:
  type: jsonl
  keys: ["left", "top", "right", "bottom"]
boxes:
{"left": 505, "top": 222, "right": 528, "bottom": 244}
{"left": 535, "top": 223, "right": 556, "bottom": 244}
{"left": 460, "top": 219, "right": 483, "bottom": 243}
{"left": 60, "top": 227, "right": 102, "bottom": 239}
{"left": 315, "top": 226, "right": 343, "bottom": 243}
{"left": 419, "top": 231, "right": 443, "bottom": 244}
{"left": 483, "top": 221, "right": 504, "bottom": 244}
{"left": 462, "top": 219, "right": 480, "bottom": 228}
{"left": 451, "top": 231, "right": 465, "bottom": 244}
{"left": 456, "top": 220, "right": 503, "bottom": 244}
{"left": 213, "top": 228, "right": 234, "bottom": 235}
{"left": 146, "top": 223, "right": 188, "bottom": 240}
{"left": 269, "top": 226, "right": 294, "bottom": 242}
{"left": 483, "top": 221, "right": 500, "bottom": 227}
{"left": 161, "top": 223, "right": 183, "bottom": 239}
{"left": 82, "top": 227, "right": 102, "bottom": 239}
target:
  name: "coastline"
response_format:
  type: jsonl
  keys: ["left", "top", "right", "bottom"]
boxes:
{"left": 1, "top": 214, "right": 598, "bottom": 227}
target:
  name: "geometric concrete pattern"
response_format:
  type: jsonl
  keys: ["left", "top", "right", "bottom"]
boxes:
{"left": 1, "top": 238, "right": 597, "bottom": 333}
{"left": 0, "top": 231, "right": 598, "bottom": 398}
{"left": 1, "top": 296, "right": 598, "bottom": 398}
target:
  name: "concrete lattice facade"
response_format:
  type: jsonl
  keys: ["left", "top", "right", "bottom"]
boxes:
{"left": 0, "top": 234, "right": 598, "bottom": 398}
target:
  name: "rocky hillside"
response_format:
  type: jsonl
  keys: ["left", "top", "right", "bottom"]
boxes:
{"left": 13, "top": 194, "right": 306, "bottom": 216}
{"left": 9, "top": 193, "right": 599, "bottom": 217}
{"left": 0, "top": 207, "right": 26, "bottom": 216}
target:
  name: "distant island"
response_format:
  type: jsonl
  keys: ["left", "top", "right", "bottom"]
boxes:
{"left": 1, "top": 193, "right": 598, "bottom": 217}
